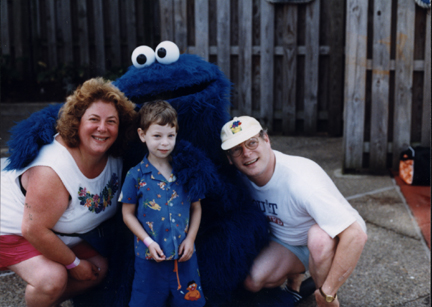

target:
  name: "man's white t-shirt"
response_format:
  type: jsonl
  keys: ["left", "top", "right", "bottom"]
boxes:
{"left": 242, "top": 150, "right": 366, "bottom": 246}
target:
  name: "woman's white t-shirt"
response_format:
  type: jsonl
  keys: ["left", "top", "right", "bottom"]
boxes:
{"left": 0, "top": 137, "right": 122, "bottom": 246}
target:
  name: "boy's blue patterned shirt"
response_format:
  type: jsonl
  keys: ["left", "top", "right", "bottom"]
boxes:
{"left": 119, "top": 155, "right": 203, "bottom": 261}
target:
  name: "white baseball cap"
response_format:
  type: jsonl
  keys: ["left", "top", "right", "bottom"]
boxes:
{"left": 220, "top": 116, "right": 263, "bottom": 150}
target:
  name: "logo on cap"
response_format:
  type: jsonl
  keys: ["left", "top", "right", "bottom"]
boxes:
{"left": 230, "top": 120, "right": 242, "bottom": 134}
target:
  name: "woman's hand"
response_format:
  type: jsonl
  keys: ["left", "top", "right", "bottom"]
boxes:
{"left": 178, "top": 237, "right": 194, "bottom": 262}
{"left": 149, "top": 242, "right": 166, "bottom": 262}
{"left": 68, "top": 259, "right": 100, "bottom": 281}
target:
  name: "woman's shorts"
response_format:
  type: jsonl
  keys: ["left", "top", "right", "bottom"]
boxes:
{"left": 270, "top": 234, "right": 310, "bottom": 271}
{"left": 0, "top": 235, "right": 99, "bottom": 270}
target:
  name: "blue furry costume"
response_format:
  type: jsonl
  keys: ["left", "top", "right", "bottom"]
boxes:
{"left": 6, "top": 42, "right": 294, "bottom": 307}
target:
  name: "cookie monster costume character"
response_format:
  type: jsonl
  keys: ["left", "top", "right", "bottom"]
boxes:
{"left": 5, "top": 41, "right": 294, "bottom": 307}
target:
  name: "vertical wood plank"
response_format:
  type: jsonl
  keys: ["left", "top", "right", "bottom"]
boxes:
{"left": 58, "top": 0, "right": 73, "bottom": 64}
{"left": 370, "top": 0, "right": 392, "bottom": 172}
{"left": 125, "top": 0, "right": 137, "bottom": 57}
{"left": 1, "top": 0, "right": 10, "bottom": 55}
{"left": 195, "top": 0, "right": 209, "bottom": 60}
{"left": 238, "top": 0, "right": 252, "bottom": 115}
{"left": 77, "top": 0, "right": 89, "bottom": 67}
{"left": 282, "top": 4, "right": 298, "bottom": 135}
{"left": 421, "top": 12, "right": 431, "bottom": 147}
{"left": 136, "top": 0, "right": 144, "bottom": 43}
{"left": 93, "top": 0, "right": 105, "bottom": 75}
{"left": 160, "top": 0, "right": 174, "bottom": 41}
{"left": 217, "top": 0, "right": 230, "bottom": 80}
{"left": 260, "top": 0, "right": 274, "bottom": 131}
{"left": 174, "top": 0, "right": 187, "bottom": 53}
{"left": 107, "top": 0, "right": 121, "bottom": 68}
{"left": 46, "top": 0, "right": 57, "bottom": 68}
{"left": 343, "top": 0, "right": 368, "bottom": 170}
{"left": 12, "top": 0, "right": 24, "bottom": 75}
{"left": 393, "top": 0, "right": 415, "bottom": 170}
{"left": 303, "top": 0, "right": 320, "bottom": 134}
{"left": 29, "top": 0, "right": 41, "bottom": 77}
{"left": 326, "top": 0, "right": 344, "bottom": 136}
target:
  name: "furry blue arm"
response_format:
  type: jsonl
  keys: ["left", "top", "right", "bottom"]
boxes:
{"left": 171, "top": 139, "right": 221, "bottom": 201}
{"left": 5, "top": 103, "right": 62, "bottom": 171}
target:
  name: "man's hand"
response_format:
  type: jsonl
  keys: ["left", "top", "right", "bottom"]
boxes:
{"left": 314, "top": 289, "right": 339, "bottom": 307}
{"left": 69, "top": 259, "right": 99, "bottom": 281}
{"left": 178, "top": 238, "right": 194, "bottom": 262}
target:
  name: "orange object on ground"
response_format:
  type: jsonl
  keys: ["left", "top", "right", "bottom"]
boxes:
{"left": 394, "top": 172, "right": 431, "bottom": 249}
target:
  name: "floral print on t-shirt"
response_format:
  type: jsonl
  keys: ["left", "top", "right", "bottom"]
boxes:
{"left": 78, "top": 173, "right": 119, "bottom": 213}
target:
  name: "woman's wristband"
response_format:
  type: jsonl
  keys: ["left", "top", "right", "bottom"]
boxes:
{"left": 143, "top": 237, "right": 154, "bottom": 247}
{"left": 65, "top": 256, "right": 80, "bottom": 269}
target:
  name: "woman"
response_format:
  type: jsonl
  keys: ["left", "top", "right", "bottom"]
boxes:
{"left": 0, "top": 78, "right": 136, "bottom": 306}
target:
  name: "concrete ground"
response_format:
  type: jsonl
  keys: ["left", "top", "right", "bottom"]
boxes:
{"left": 0, "top": 103, "right": 430, "bottom": 306}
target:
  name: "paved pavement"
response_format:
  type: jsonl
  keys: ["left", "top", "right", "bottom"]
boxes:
{"left": 0, "top": 103, "right": 430, "bottom": 306}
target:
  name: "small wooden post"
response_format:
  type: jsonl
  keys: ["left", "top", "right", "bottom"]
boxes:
{"left": 421, "top": 12, "right": 431, "bottom": 147}
{"left": 238, "top": 0, "right": 252, "bottom": 116}
{"left": 282, "top": 4, "right": 298, "bottom": 135}
{"left": 46, "top": 0, "right": 58, "bottom": 68}
{"left": 93, "top": 0, "right": 106, "bottom": 75}
{"left": 107, "top": 0, "right": 121, "bottom": 68}
{"left": 57, "top": 0, "right": 73, "bottom": 65}
{"left": 343, "top": 0, "right": 368, "bottom": 171}
{"left": 159, "top": 0, "right": 174, "bottom": 41}
{"left": 195, "top": 0, "right": 209, "bottom": 61}
{"left": 370, "top": 0, "right": 392, "bottom": 172}
{"left": 77, "top": 0, "right": 89, "bottom": 68}
{"left": 303, "top": 0, "right": 320, "bottom": 135}
{"left": 217, "top": 0, "right": 231, "bottom": 113}
{"left": 393, "top": 0, "right": 415, "bottom": 170}
{"left": 260, "top": 0, "right": 275, "bottom": 131}
{"left": 174, "top": 0, "right": 187, "bottom": 53}
{"left": 1, "top": 0, "right": 10, "bottom": 55}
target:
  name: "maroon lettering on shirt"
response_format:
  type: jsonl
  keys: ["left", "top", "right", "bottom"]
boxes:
{"left": 267, "top": 215, "right": 284, "bottom": 226}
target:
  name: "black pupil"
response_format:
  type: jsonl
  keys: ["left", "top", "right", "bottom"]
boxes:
{"left": 157, "top": 48, "right": 167, "bottom": 58}
{"left": 137, "top": 54, "right": 147, "bottom": 65}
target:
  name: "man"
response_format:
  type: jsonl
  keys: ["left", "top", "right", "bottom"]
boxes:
{"left": 220, "top": 116, "right": 367, "bottom": 306}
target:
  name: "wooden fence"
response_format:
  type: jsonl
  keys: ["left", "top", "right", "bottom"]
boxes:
{"left": 1, "top": 0, "right": 430, "bottom": 172}
{"left": 1, "top": 0, "right": 160, "bottom": 79}
{"left": 1, "top": 0, "right": 346, "bottom": 137}
{"left": 159, "top": 0, "right": 347, "bottom": 137}
{"left": 344, "top": 0, "right": 430, "bottom": 172}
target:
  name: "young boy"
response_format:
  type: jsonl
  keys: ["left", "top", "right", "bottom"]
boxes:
{"left": 119, "top": 100, "right": 205, "bottom": 307}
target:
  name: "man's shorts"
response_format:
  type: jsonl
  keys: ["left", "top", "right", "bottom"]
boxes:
{"left": 130, "top": 252, "right": 205, "bottom": 307}
{"left": 270, "top": 235, "right": 310, "bottom": 271}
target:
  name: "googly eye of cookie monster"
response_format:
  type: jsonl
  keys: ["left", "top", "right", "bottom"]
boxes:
{"left": 155, "top": 41, "right": 180, "bottom": 65}
{"left": 131, "top": 46, "right": 156, "bottom": 69}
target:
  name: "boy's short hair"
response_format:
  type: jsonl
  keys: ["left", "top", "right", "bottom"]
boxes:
{"left": 138, "top": 100, "right": 179, "bottom": 133}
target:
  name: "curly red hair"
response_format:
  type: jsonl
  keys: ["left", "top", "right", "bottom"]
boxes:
{"left": 56, "top": 78, "right": 136, "bottom": 157}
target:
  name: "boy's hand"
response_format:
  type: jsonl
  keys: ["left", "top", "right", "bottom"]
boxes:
{"left": 149, "top": 242, "right": 166, "bottom": 262}
{"left": 179, "top": 238, "right": 194, "bottom": 262}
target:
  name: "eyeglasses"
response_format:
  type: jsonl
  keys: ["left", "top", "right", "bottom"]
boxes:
{"left": 227, "top": 137, "right": 260, "bottom": 157}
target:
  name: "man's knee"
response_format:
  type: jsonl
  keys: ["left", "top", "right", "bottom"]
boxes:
{"left": 244, "top": 274, "right": 263, "bottom": 293}
{"left": 308, "top": 225, "right": 336, "bottom": 264}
